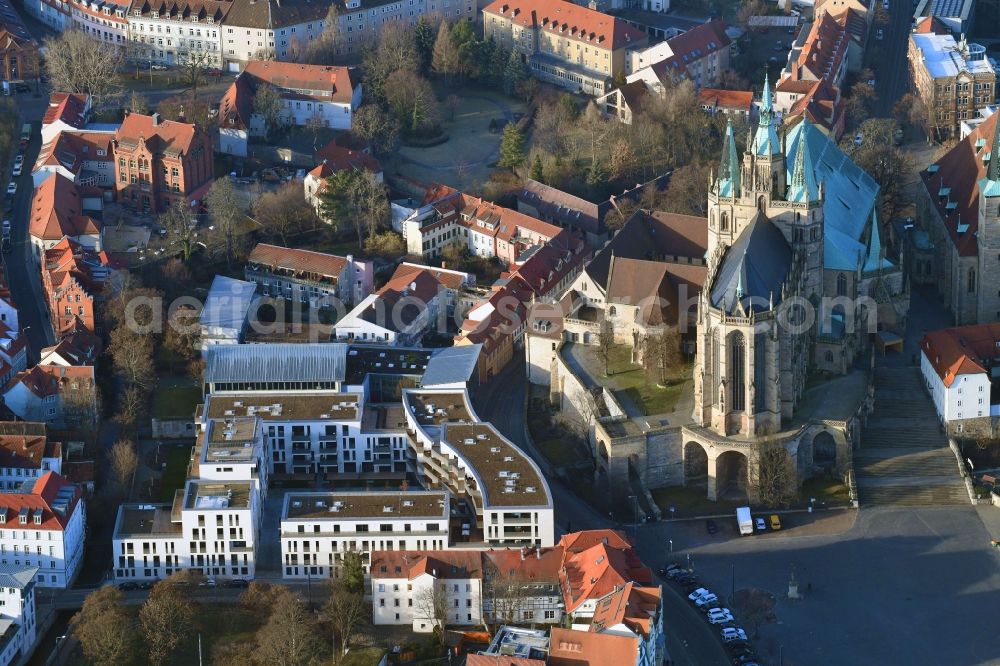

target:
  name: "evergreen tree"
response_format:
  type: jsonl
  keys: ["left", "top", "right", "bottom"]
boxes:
{"left": 498, "top": 122, "right": 525, "bottom": 172}
{"left": 431, "top": 21, "right": 458, "bottom": 79}
{"left": 586, "top": 158, "right": 606, "bottom": 188}
{"left": 530, "top": 154, "right": 544, "bottom": 182}
{"left": 503, "top": 48, "right": 527, "bottom": 96}
{"left": 414, "top": 16, "right": 436, "bottom": 70}
{"left": 451, "top": 20, "right": 479, "bottom": 78}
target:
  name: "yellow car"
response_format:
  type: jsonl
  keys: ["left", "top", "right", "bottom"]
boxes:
{"left": 769, "top": 514, "right": 782, "bottom": 530}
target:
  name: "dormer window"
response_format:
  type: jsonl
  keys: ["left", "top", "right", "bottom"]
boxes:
{"left": 151, "top": 11, "right": 158, "bottom": 17}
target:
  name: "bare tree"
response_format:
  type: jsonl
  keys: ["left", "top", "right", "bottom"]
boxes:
{"left": 72, "top": 586, "right": 136, "bottom": 666}
{"left": 749, "top": 441, "right": 795, "bottom": 507}
{"left": 42, "top": 29, "right": 124, "bottom": 107}
{"left": 176, "top": 47, "right": 211, "bottom": 95}
{"left": 643, "top": 329, "right": 682, "bottom": 386}
{"left": 140, "top": 581, "right": 195, "bottom": 666}
{"left": 128, "top": 90, "right": 150, "bottom": 114}
{"left": 255, "top": 588, "right": 324, "bottom": 666}
{"left": 110, "top": 439, "right": 138, "bottom": 488}
{"left": 253, "top": 83, "right": 286, "bottom": 138}
{"left": 114, "top": 384, "right": 147, "bottom": 435}
{"left": 599, "top": 316, "right": 615, "bottom": 377}
{"left": 204, "top": 177, "right": 247, "bottom": 267}
{"left": 482, "top": 560, "right": 530, "bottom": 631}
{"left": 352, "top": 171, "right": 390, "bottom": 243}
{"left": 322, "top": 581, "right": 367, "bottom": 663}
{"left": 352, "top": 104, "right": 400, "bottom": 155}
{"left": 60, "top": 376, "right": 98, "bottom": 430}
{"left": 109, "top": 325, "right": 155, "bottom": 389}
{"left": 304, "top": 6, "right": 344, "bottom": 64}
{"left": 251, "top": 181, "right": 319, "bottom": 245}
{"left": 159, "top": 199, "right": 198, "bottom": 261}
{"left": 413, "top": 582, "right": 450, "bottom": 646}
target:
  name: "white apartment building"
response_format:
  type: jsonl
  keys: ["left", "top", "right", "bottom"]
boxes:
{"left": 126, "top": 0, "right": 229, "bottom": 68}
{"left": 921, "top": 324, "right": 1000, "bottom": 435}
{"left": 22, "top": 0, "right": 71, "bottom": 31}
{"left": 0, "top": 472, "right": 84, "bottom": 589}
{"left": 370, "top": 550, "right": 483, "bottom": 632}
{"left": 112, "top": 417, "right": 265, "bottom": 581}
{"left": 280, "top": 490, "right": 450, "bottom": 579}
{"left": 402, "top": 388, "right": 555, "bottom": 548}
{"left": 70, "top": 0, "right": 129, "bottom": 45}
{"left": 0, "top": 565, "right": 38, "bottom": 666}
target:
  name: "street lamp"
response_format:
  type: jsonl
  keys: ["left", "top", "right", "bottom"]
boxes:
{"left": 668, "top": 539, "right": 673, "bottom": 554}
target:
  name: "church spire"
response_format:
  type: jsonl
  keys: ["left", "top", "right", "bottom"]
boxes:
{"left": 751, "top": 73, "right": 780, "bottom": 157}
{"left": 717, "top": 118, "right": 740, "bottom": 197}
{"left": 787, "top": 120, "right": 819, "bottom": 203}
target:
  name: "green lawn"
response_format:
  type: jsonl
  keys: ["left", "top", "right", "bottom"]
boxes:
{"left": 799, "top": 477, "right": 851, "bottom": 504}
{"left": 652, "top": 486, "right": 741, "bottom": 518}
{"left": 161, "top": 444, "right": 193, "bottom": 502}
{"left": 152, "top": 377, "right": 201, "bottom": 420}
{"left": 605, "top": 344, "right": 690, "bottom": 416}
{"left": 341, "top": 647, "right": 387, "bottom": 666}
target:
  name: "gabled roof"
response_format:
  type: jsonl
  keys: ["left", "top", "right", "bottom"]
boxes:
{"left": 127, "top": 0, "right": 232, "bottom": 23}
{"left": 370, "top": 550, "right": 483, "bottom": 580}
{"left": 710, "top": 212, "right": 791, "bottom": 314}
{"left": 467, "top": 655, "right": 544, "bottom": 666}
{"left": 519, "top": 179, "right": 603, "bottom": 235}
{"left": 922, "top": 323, "right": 1000, "bottom": 387}
{"left": 0, "top": 430, "right": 57, "bottom": 470}
{"left": 0, "top": 471, "right": 81, "bottom": 530}
{"left": 43, "top": 93, "right": 89, "bottom": 129}
{"left": 482, "top": 546, "right": 563, "bottom": 582}
{"left": 606, "top": 257, "right": 706, "bottom": 327}
{"left": 115, "top": 112, "right": 203, "bottom": 157}
{"left": 0, "top": 563, "right": 39, "bottom": 590}
{"left": 558, "top": 534, "right": 651, "bottom": 613}
{"left": 388, "top": 262, "right": 471, "bottom": 292}
{"left": 243, "top": 61, "right": 356, "bottom": 104}
{"left": 312, "top": 142, "right": 382, "bottom": 176}
{"left": 792, "top": 12, "right": 848, "bottom": 84}
{"left": 590, "top": 582, "right": 662, "bottom": 639}
{"left": 247, "top": 243, "right": 350, "bottom": 281}
{"left": 222, "top": 0, "right": 328, "bottom": 30}
{"left": 832, "top": 7, "right": 869, "bottom": 43}
{"left": 5, "top": 364, "right": 95, "bottom": 400}
{"left": 664, "top": 18, "right": 731, "bottom": 62}
{"left": 29, "top": 174, "right": 101, "bottom": 242}
{"left": 912, "top": 15, "right": 951, "bottom": 34}
{"left": 482, "top": 0, "right": 646, "bottom": 50}
{"left": 920, "top": 112, "right": 998, "bottom": 257}
{"left": 698, "top": 88, "right": 754, "bottom": 112}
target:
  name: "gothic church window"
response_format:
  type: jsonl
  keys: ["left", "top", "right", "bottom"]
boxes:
{"left": 968, "top": 267, "right": 977, "bottom": 294}
{"left": 721, "top": 213, "right": 728, "bottom": 231}
{"left": 729, "top": 332, "right": 745, "bottom": 411}
{"left": 837, "top": 273, "right": 847, "bottom": 297}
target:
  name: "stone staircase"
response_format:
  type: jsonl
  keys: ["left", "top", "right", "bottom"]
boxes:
{"left": 854, "top": 367, "right": 969, "bottom": 506}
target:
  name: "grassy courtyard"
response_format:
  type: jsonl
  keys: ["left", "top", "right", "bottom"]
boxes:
{"left": 604, "top": 344, "right": 690, "bottom": 416}
{"left": 160, "top": 444, "right": 193, "bottom": 502}
{"left": 152, "top": 376, "right": 201, "bottom": 421}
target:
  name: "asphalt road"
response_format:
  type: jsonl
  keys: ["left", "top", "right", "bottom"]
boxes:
{"left": 3, "top": 111, "right": 54, "bottom": 363}
{"left": 473, "top": 355, "right": 730, "bottom": 666}
{"left": 872, "top": 0, "right": 914, "bottom": 118}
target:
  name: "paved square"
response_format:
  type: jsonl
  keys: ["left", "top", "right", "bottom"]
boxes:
{"left": 638, "top": 507, "right": 1000, "bottom": 665}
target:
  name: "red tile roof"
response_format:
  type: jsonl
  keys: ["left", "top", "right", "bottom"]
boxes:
{"left": 482, "top": 546, "right": 563, "bottom": 582}
{"left": 912, "top": 15, "right": 951, "bottom": 34}
{"left": 791, "top": 12, "right": 848, "bottom": 84}
{"left": 0, "top": 471, "right": 81, "bottom": 530}
{"left": 115, "top": 112, "right": 202, "bottom": 156}
{"left": 921, "top": 324, "right": 1000, "bottom": 387}
{"left": 548, "top": 627, "right": 638, "bottom": 666}
{"left": 559, "top": 540, "right": 652, "bottom": 612}
{"left": 664, "top": 18, "right": 731, "bottom": 61}
{"left": 0, "top": 432, "right": 58, "bottom": 470}
{"left": 247, "top": 243, "right": 349, "bottom": 281}
{"left": 590, "top": 582, "right": 661, "bottom": 638}
{"left": 370, "top": 550, "right": 484, "bottom": 580}
{"left": 832, "top": 7, "right": 869, "bottom": 44}
{"left": 5, "top": 364, "right": 95, "bottom": 399}
{"left": 558, "top": 529, "right": 633, "bottom": 552}
{"left": 29, "top": 174, "right": 101, "bottom": 242}
{"left": 920, "top": 112, "right": 998, "bottom": 257}
{"left": 698, "top": 88, "right": 754, "bottom": 112}
{"left": 43, "top": 93, "right": 89, "bottom": 129}
{"left": 783, "top": 79, "right": 844, "bottom": 138}
{"left": 482, "top": 0, "right": 646, "bottom": 50}
{"left": 312, "top": 141, "right": 382, "bottom": 176}
{"left": 388, "top": 262, "right": 470, "bottom": 292}
{"left": 243, "top": 61, "right": 357, "bottom": 104}
{"left": 467, "top": 656, "right": 545, "bottom": 666}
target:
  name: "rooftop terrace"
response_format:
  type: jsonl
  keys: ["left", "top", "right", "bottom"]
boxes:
{"left": 205, "top": 393, "right": 361, "bottom": 422}
{"left": 115, "top": 505, "right": 183, "bottom": 537}
{"left": 185, "top": 480, "right": 252, "bottom": 510}
{"left": 282, "top": 490, "right": 448, "bottom": 520}
{"left": 404, "top": 391, "right": 474, "bottom": 426}
{"left": 442, "top": 423, "right": 549, "bottom": 507}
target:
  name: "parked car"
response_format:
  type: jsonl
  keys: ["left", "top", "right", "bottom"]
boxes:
{"left": 117, "top": 582, "right": 138, "bottom": 591}
{"left": 687, "top": 588, "right": 712, "bottom": 602}
{"left": 882, "top": 0, "right": 889, "bottom": 8}
{"left": 755, "top": 517, "right": 766, "bottom": 531}
{"left": 769, "top": 514, "right": 782, "bottom": 530}
{"left": 151, "top": 64, "right": 169, "bottom": 71}
{"left": 868, "top": 78, "right": 876, "bottom": 87}
{"left": 13, "top": 155, "right": 23, "bottom": 167}
{"left": 722, "top": 627, "right": 749, "bottom": 643}
{"left": 659, "top": 563, "right": 680, "bottom": 576}
{"left": 854, "top": 132, "right": 864, "bottom": 146}
{"left": 706, "top": 519, "right": 718, "bottom": 534}
{"left": 199, "top": 577, "right": 217, "bottom": 588}
{"left": 708, "top": 608, "right": 735, "bottom": 624}
{"left": 695, "top": 594, "right": 719, "bottom": 607}
{"left": 224, "top": 578, "right": 250, "bottom": 588}
{"left": 2, "top": 219, "right": 10, "bottom": 234}
{"left": 876, "top": 28, "right": 884, "bottom": 40}
{"left": 11, "top": 164, "right": 21, "bottom": 177}
{"left": 5, "top": 182, "right": 15, "bottom": 196}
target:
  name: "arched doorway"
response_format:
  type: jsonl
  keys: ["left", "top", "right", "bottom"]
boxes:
{"left": 813, "top": 431, "right": 837, "bottom": 467}
{"left": 684, "top": 441, "right": 708, "bottom": 487}
{"left": 716, "top": 450, "right": 749, "bottom": 500}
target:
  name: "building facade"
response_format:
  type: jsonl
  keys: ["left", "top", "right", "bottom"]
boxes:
{"left": 125, "top": 0, "right": 229, "bottom": 68}
{"left": 70, "top": 0, "right": 129, "bottom": 45}
{"left": 113, "top": 112, "right": 213, "bottom": 213}
{"left": 909, "top": 32, "right": 997, "bottom": 139}
{"left": 245, "top": 243, "right": 373, "bottom": 309}
{"left": 482, "top": 0, "right": 647, "bottom": 96}
{"left": 0, "top": 564, "right": 38, "bottom": 666}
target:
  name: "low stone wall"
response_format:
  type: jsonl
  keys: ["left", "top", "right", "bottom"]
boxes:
{"left": 151, "top": 418, "right": 195, "bottom": 439}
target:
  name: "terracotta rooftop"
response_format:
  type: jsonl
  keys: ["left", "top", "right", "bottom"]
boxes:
{"left": 386, "top": 262, "right": 471, "bottom": 292}
{"left": 370, "top": 550, "right": 483, "bottom": 580}
{"left": 921, "top": 324, "right": 1000, "bottom": 387}
{"left": 42, "top": 93, "right": 89, "bottom": 129}
{"left": 548, "top": 627, "right": 638, "bottom": 666}
{"left": 482, "top": 0, "right": 646, "bottom": 50}
{"left": 0, "top": 430, "right": 59, "bottom": 470}
{"left": 913, "top": 15, "right": 952, "bottom": 34}
{"left": 920, "top": 112, "right": 998, "bottom": 257}
{"left": 698, "top": 88, "right": 754, "bottom": 112}
{"left": 559, "top": 540, "right": 652, "bottom": 612}
{"left": 247, "top": 243, "right": 350, "bottom": 281}
{"left": 5, "top": 364, "right": 95, "bottom": 400}
{"left": 243, "top": 61, "right": 356, "bottom": 104}
{"left": 0, "top": 471, "right": 81, "bottom": 530}
{"left": 590, "top": 582, "right": 661, "bottom": 638}
{"left": 663, "top": 18, "right": 731, "bottom": 62}
{"left": 311, "top": 142, "right": 381, "bottom": 176}
{"left": 28, "top": 174, "right": 101, "bottom": 242}
{"left": 115, "top": 112, "right": 203, "bottom": 156}
{"left": 791, "top": 12, "right": 848, "bottom": 84}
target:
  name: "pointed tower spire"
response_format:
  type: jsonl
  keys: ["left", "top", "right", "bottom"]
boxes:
{"left": 788, "top": 121, "right": 819, "bottom": 203}
{"left": 717, "top": 118, "right": 741, "bottom": 197}
{"left": 760, "top": 72, "right": 773, "bottom": 120}
{"left": 752, "top": 73, "right": 780, "bottom": 156}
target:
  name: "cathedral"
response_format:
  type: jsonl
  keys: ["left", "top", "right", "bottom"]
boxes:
{"left": 682, "top": 77, "right": 907, "bottom": 501}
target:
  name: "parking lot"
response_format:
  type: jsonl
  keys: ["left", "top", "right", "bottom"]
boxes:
{"left": 637, "top": 507, "right": 1000, "bottom": 665}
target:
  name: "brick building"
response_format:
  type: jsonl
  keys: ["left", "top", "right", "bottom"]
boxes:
{"left": 41, "top": 238, "right": 112, "bottom": 338}
{"left": 112, "top": 112, "right": 214, "bottom": 213}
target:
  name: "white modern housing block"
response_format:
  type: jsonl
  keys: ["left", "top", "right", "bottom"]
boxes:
{"left": 0, "top": 472, "right": 84, "bottom": 589}
{"left": 280, "top": 490, "right": 450, "bottom": 579}
{"left": 0, "top": 564, "right": 38, "bottom": 666}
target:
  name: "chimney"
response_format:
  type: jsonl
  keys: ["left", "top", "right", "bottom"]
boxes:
{"left": 151, "top": 112, "right": 161, "bottom": 126}
{"left": 520, "top": 548, "right": 525, "bottom": 561}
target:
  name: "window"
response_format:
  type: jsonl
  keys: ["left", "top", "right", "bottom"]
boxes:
{"left": 836, "top": 273, "right": 847, "bottom": 297}
{"left": 968, "top": 267, "right": 977, "bottom": 294}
